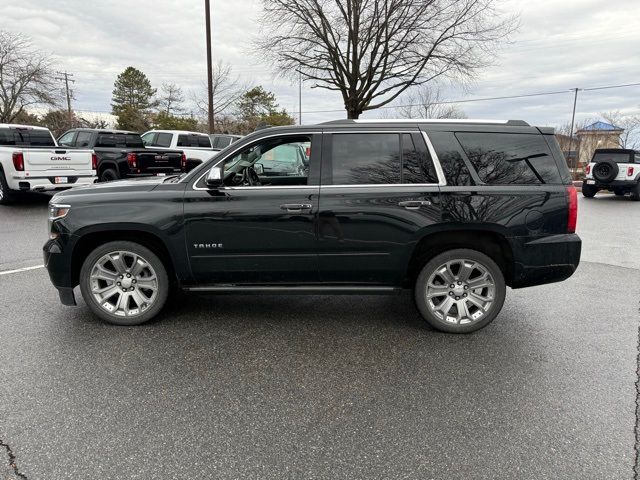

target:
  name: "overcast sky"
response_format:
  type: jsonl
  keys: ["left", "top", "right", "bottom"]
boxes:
{"left": 2, "top": 0, "right": 640, "bottom": 128}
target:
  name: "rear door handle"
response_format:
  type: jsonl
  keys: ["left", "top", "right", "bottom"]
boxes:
{"left": 280, "top": 203, "right": 312, "bottom": 212}
{"left": 398, "top": 200, "right": 431, "bottom": 210}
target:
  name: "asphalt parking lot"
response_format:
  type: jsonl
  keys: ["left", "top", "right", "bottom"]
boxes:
{"left": 1, "top": 193, "right": 639, "bottom": 479}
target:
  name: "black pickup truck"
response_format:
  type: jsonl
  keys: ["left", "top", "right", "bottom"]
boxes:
{"left": 58, "top": 129, "right": 185, "bottom": 182}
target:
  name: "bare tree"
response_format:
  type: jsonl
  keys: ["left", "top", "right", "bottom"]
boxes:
{"left": 193, "top": 61, "right": 245, "bottom": 125}
{"left": 158, "top": 82, "right": 185, "bottom": 115}
{"left": 392, "top": 85, "right": 466, "bottom": 119}
{"left": 0, "top": 31, "right": 59, "bottom": 122}
{"left": 257, "top": 0, "right": 517, "bottom": 119}
{"left": 601, "top": 110, "right": 640, "bottom": 149}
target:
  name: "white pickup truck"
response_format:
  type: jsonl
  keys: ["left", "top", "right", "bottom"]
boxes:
{"left": 0, "top": 124, "right": 96, "bottom": 204}
{"left": 141, "top": 130, "right": 218, "bottom": 171}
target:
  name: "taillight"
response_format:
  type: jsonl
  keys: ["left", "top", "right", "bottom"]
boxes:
{"left": 91, "top": 153, "right": 98, "bottom": 170}
{"left": 566, "top": 185, "right": 577, "bottom": 233}
{"left": 127, "top": 152, "right": 137, "bottom": 168}
{"left": 12, "top": 152, "right": 24, "bottom": 171}
{"left": 628, "top": 166, "right": 635, "bottom": 176}
{"left": 585, "top": 164, "right": 591, "bottom": 175}
{"left": 181, "top": 153, "right": 187, "bottom": 171}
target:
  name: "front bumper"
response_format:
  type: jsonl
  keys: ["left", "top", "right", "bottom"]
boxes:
{"left": 510, "top": 233, "right": 582, "bottom": 288}
{"left": 43, "top": 235, "right": 77, "bottom": 305}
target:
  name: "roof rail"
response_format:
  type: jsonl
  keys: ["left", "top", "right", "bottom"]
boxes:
{"left": 320, "top": 119, "right": 529, "bottom": 126}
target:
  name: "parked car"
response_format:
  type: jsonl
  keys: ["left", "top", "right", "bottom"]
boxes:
{"left": 582, "top": 148, "right": 640, "bottom": 200}
{"left": 44, "top": 119, "right": 581, "bottom": 333}
{"left": 58, "top": 129, "right": 185, "bottom": 182}
{"left": 0, "top": 124, "right": 96, "bottom": 204}
{"left": 209, "top": 133, "right": 242, "bottom": 149}
{"left": 142, "top": 130, "right": 218, "bottom": 171}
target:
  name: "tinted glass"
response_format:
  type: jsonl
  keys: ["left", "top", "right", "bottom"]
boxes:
{"left": 402, "top": 133, "right": 438, "bottom": 184}
{"left": 177, "top": 135, "right": 191, "bottom": 147}
{"left": 331, "top": 133, "right": 400, "bottom": 184}
{"left": 96, "top": 133, "right": 144, "bottom": 148}
{"left": 0, "top": 129, "right": 55, "bottom": 147}
{"left": 428, "top": 131, "right": 473, "bottom": 186}
{"left": 457, "top": 132, "right": 561, "bottom": 185}
{"left": 75, "top": 132, "right": 92, "bottom": 147}
{"left": 592, "top": 152, "right": 632, "bottom": 164}
{"left": 156, "top": 133, "right": 172, "bottom": 148}
{"left": 197, "top": 135, "right": 212, "bottom": 148}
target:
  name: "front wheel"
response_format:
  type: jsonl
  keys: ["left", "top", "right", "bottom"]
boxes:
{"left": 79, "top": 241, "right": 169, "bottom": 325}
{"left": 582, "top": 183, "right": 598, "bottom": 198}
{"left": 414, "top": 249, "right": 506, "bottom": 333}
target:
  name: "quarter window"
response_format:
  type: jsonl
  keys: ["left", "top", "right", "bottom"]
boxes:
{"left": 456, "top": 132, "right": 561, "bottom": 185}
{"left": 155, "top": 133, "right": 172, "bottom": 148}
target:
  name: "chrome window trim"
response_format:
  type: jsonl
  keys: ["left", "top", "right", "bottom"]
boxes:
{"left": 191, "top": 131, "right": 321, "bottom": 191}
{"left": 349, "top": 118, "right": 510, "bottom": 124}
{"left": 191, "top": 130, "right": 447, "bottom": 191}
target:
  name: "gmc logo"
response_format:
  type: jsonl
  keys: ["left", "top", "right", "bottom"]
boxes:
{"left": 51, "top": 156, "right": 71, "bottom": 161}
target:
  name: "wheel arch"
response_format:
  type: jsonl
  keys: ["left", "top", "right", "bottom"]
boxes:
{"left": 70, "top": 227, "right": 178, "bottom": 287}
{"left": 404, "top": 228, "right": 514, "bottom": 288}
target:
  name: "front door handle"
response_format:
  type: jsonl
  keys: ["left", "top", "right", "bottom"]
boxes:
{"left": 398, "top": 200, "right": 431, "bottom": 210}
{"left": 280, "top": 203, "right": 312, "bottom": 213}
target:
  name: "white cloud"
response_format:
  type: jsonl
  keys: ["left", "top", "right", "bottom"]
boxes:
{"left": 2, "top": 0, "right": 639, "bottom": 128}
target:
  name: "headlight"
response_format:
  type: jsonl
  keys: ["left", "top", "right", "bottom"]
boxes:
{"left": 48, "top": 204, "right": 70, "bottom": 239}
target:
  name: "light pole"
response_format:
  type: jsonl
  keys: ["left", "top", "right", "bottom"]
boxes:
{"left": 567, "top": 88, "right": 580, "bottom": 175}
{"left": 205, "top": 0, "right": 214, "bottom": 133}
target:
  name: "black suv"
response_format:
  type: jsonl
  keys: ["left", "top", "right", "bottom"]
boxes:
{"left": 44, "top": 120, "right": 581, "bottom": 333}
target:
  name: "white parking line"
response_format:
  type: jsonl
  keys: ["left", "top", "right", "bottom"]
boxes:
{"left": 0, "top": 265, "right": 45, "bottom": 276}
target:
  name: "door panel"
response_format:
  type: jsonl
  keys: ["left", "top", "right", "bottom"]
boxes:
{"left": 316, "top": 186, "right": 440, "bottom": 285}
{"left": 183, "top": 186, "right": 319, "bottom": 284}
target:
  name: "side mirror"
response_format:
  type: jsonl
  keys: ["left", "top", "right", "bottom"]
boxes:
{"left": 205, "top": 165, "right": 224, "bottom": 188}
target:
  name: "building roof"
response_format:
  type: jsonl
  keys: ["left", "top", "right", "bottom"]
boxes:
{"left": 578, "top": 121, "right": 624, "bottom": 132}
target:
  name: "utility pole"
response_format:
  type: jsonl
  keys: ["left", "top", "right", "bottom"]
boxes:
{"left": 205, "top": 0, "right": 215, "bottom": 134}
{"left": 298, "top": 68, "right": 302, "bottom": 125}
{"left": 567, "top": 87, "right": 580, "bottom": 175}
{"left": 55, "top": 71, "right": 75, "bottom": 121}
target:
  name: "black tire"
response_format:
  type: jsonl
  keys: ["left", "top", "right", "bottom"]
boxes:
{"left": 79, "top": 241, "right": 169, "bottom": 326}
{"left": 0, "top": 169, "right": 15, "bottom": 205}
{"left": 581, "top": 183, "right": 598, "bottom": 198}
{"left": 414, "top": 249, "right": 506, "bottom": 333}
{"left": 631, "top": 183, "right": 640, "bottom": 202}
{"left": 99, "top": 168, "right": 119, "bottom": 183}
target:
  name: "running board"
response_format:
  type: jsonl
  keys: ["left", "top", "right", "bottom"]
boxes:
{"left": 183, "top": 285, "right": 401, "bottom": 295}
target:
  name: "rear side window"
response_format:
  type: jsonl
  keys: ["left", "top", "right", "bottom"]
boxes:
{"left": 456, "top": 132, "right": 561, "bottom": 184}
{"left": 331, "top": 133, "right": 400, "bottom": 184}
{"left": 197, "top": 135, "right": 212, "bottom": 148}
{"left": 402, "top": 134, "right": 438, "bottom": 184}
{"left": 177, "top": 135, "right": 192, "bottom": 147}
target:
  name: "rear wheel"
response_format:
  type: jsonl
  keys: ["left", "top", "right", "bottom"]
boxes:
{"left": 414, "top": 249, "right": 506, "bottom": 333}
{"left": 100, "top": 168, "right": 119, "bottom": 182}
{"left": 79, "top": 241, "right": 169, "bottom": 325}
{"left": 0, "top": 170, "right": 15, "bottom": 205}
{"left": 582, "top": 183, "right": 598, "bottom": 198}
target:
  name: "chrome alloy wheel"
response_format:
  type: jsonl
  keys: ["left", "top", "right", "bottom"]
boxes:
{"left": 89, "top": 251, "right": 159, "bottom": 317}
{"left": 425, "top": 259, "right": 496, "bottom": 325}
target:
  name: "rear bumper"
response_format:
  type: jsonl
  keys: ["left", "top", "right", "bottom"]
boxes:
{"left": 583, "top": 179, "right": 638, "bottom": 189}
{"left": 10, "top": 173, "right": 97, "bottom": 192}
{"left": 510, "top": 234, "right": 582, "bottom": 288}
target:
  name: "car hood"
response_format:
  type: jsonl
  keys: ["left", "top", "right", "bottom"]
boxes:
{"left": 51, "top": 176, "right": 170, "bottom": 202}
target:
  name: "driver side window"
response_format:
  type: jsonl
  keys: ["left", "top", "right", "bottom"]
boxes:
{"left": 224, "top": 135, "right": 311, "bottom": 187}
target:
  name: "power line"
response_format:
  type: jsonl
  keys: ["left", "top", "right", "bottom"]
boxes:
{"left": 54, "top": 71, "right": 75, "bottom": 119}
